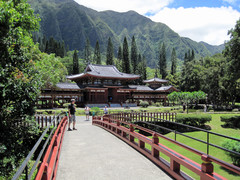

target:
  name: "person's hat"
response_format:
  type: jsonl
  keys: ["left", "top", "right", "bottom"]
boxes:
{"left": 71, "top": 99, "right": 75, "bottom": 102}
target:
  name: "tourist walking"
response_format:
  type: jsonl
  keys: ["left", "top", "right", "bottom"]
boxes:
{"left": 85, "top": 106, "right": 91, "bottom": 120}
{"left": 68, "top": 99, "right": 77, "bottom": 131}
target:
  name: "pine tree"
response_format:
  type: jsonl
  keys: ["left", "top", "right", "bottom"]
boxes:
{"left": 138, "top": 53, "right": 142, "bottom": 63}
{"left": 131, "top": 36, "right": 138, "bottom": 74}
{"left": 117, "top": 46, "right": 123, "bottom": 61}
{"left": 73, "top": 50, "right": 79, "bottom": 74}
{"left": 123, "top": 37, "right": 130, "bottom": 73}
{"left": 116, "top": 46, "right": 123, "bottom": 71}
{"left": 142, "top": 56, "right": 147, "bottom": 80}
{"left": 171, "top": 48, "right": 177, "bottom": 75}
{"left": 84, "top": 38, "right": 91, "bottom": 65}
{"left": 106, "top": 37, "right": 114, "bottom": 65}
{"left": 159, "top": 43, "right": 167, "bottom": 79}
{"left": 94, "top": 40, "right": 101, "bottom": 64}
{"left": 191, "top": 49, "right": 195, "bottom": 61}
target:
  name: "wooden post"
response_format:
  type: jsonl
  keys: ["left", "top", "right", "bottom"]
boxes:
{"left": 170, "top": 159, "right": 180, "bottom": 173}
{"left": 201, "top": 155, "right": 213, "bottom": 174}
{"left": 152, "top": 133, "right": 159, "bottom": 158}
{"left": 139, "top": 140, "right": 145, "bottom": 149}
{"left": 129, "top": 124, "right": 134, "bottom": 142}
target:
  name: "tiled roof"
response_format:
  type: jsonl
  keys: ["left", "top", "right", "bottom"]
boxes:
{"left": 155, "top": 85, "right": 173, "bottom": 91}
{"left": 143, "top": 77, "right": 168, "bottom": 83}
{"left": 56, "top": 83, "right": 80, "bottom": 90}
{"left": 129, "top": 85, "right": 153, "bottom": 91}
{"left": 67, "top": 64, "right": 140, "bottom": 80}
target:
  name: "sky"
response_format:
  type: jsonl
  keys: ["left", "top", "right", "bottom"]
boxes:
{"left": 74, "top": 0, "right": 240, "bottom": 45}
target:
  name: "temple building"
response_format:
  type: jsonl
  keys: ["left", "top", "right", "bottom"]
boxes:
{"left": 37, "top": 64, "right": 178, "bottom": 108}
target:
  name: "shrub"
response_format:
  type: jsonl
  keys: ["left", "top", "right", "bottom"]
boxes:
{"left": 63, "top": 103, "right": 69, "bottom": 108}
{"left": 232, "top": 108, "right": 239, "bottom": 112}
{"left": 220, "top": 115, "right": 240, "bottom": 128}
{"left": 176, "top": 114, "right": 212, "bottom": 127}
{"left": 155, "top": 102, "right": 161, "bottom": 107}
{"left": 139, "top": 100, "right": 149, "bottom": 108}
{"left": 222, "top": 137, "right": 240, "bottom": 166}
{"left": 90, "top": 107, "right": 101, "bottom": 116}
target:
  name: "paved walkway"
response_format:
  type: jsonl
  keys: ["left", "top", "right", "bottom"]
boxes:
{"left": 56, "top": 116, "right": 172, "bottom": 180}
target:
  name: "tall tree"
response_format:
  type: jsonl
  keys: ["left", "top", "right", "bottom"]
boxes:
{"left": 116, "top": 46, "right": 123, "bottom": 71}
{"left": 171, "top": 48, "right": 177, "bottom": 75}
{"left": 84, "top": 37, "right": 91, "bottom": 65}
{"left": 159, "top": 43, "right": 167, "bottom": 79}
{"left": 224, "top": 18, "right": 240, "bottom": 104}
{"left": 123, "top": 37, "right": 130, "bottom": 73}
{"left": 0, "top": 0, "right": 42, "bottom": 176}
{"left": 73, "top": 50, "right": 79, "bottom": 74}
{"left": 142, "top": 56, "right": 147, "bottom": 80}
{"left": 131, "top": 36, "right": 138, "bottom": 74}
{"left": 94, "top": 40, "right": 101, "bottom": 64}
{"left": 106, "top": 37, "right": 114, "bottom": 65}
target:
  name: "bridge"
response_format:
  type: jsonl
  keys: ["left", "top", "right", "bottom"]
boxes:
{"left": 12, "top": 112, "right": 240, "bottom": 180}
{"left": 56, "top": 116, "right": 171, "bottom": 180}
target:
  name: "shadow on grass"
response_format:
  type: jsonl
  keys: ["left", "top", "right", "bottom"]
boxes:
{"left": 220, "top": 166, "right": 240, "bottom": 176}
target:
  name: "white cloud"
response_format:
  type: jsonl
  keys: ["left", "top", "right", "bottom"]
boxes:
{"left": 150, "top": 6, "right": 240, "bottom": 45}
{"left": 74, "top": 0, "right": 240, "bottom": 45}
{"left": 74, "top": 0, "right": 173, "bottom": 14}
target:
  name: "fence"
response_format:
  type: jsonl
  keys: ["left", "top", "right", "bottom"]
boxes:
{"left": 12, "top": 112, "right": 67, "bottom": 180}
{"left": 109, "top": 112, "right": 176, "bottom": 122}
{"left": 35, "top": 115, "right": 66, "bottom": 128}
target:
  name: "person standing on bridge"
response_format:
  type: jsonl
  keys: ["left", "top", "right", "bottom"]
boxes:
{"left": 85, "top": 105, "right": 91, "bottom": 120}
{"left": 68, "top": 99, "right": 77, "bottom": 131}
{"left": 104, "top": 106, "right": 108, "bottom": 115}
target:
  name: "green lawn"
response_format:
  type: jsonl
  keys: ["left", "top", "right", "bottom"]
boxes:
{"left": 138, "top": 114, "right": 239, "bottom": 180}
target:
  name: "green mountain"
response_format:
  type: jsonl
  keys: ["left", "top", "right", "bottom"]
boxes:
{"left": 29, "top": 0, "right": 224, "bottom": 67}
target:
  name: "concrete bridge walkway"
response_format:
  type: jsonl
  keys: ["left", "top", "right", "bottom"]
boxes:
{"left": 56, "top": 116, "right": 172, "bottom": 180}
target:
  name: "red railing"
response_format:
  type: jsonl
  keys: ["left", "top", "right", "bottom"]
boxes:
{"left": 93, "top": 115, "right": 240, "bottom": 180}
{"left": 35, "top": 116, "right": 68, "bottom": 180}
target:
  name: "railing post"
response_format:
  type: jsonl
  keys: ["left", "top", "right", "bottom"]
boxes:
{"left": 170, "top": 159, "right": 180, "bottom": 174}
{"left": 151, "top": 133, "right": 159, "bottom": 158}
{"left": 25, "top": 165, "right": 28, "bottom": 180}
{"left": 41, "top": 116, "right": 44, "bottom": 128}
{"left": 207, "top": 132, "right": 209, "bottom": 155}
{"left": 201, "top": 155, "right": 213, "bottom": 175}
{"left": 117, "top": 120, "right": 120, "bottom": 134}
{"left": 129, "top": 124, "right": 134, "bottom": 142}
{"left": 42, "top": 163, "right": 48, "bottom": 180}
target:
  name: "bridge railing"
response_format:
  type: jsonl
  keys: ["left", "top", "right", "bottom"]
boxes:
{"left": 93, "top": 114, "right": 240, "bottom": 180}
{"left": 12, "top": 112, "right": 67, "bottom": 180}
{"left": 109, "top": 112, "right": 240, "bottom": 157}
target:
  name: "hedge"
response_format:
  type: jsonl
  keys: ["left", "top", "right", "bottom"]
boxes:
{"left": 176, "top": 114, "right": 212, "bottom": 127}
{"left": 139, "top": 100, "right": 149, "bottom": 108}
{"left": 220, "top": 115, "right": 240, "bottom": 128}
{"left": 222, "top": 136, "right": 240, "bottom": 166}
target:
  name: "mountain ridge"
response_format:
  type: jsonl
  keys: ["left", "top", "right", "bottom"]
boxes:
{"left": 29, "top": 0, "right": 224, "bottom": 67}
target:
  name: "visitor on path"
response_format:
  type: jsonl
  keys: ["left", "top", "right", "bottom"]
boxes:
{"left": 104, "top": 106, "right": 108, "bottom": 115}
{"left": 68, "top": 99, "right": 77, "bottom": 131}
{"left": 85, "top": 106, "right": 91, "bottom": 120}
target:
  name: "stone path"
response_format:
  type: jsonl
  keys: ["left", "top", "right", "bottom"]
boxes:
{"left": 56, "top": 116, "right": 172, "bottom": 180}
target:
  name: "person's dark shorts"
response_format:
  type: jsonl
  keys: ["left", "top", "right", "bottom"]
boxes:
{"left": 69, "top": 114, "right": 76, "bottom": 122}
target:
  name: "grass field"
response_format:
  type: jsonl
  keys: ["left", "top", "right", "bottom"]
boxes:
{"left": 139, "top": 113, "right": 240, "bottom": 179}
